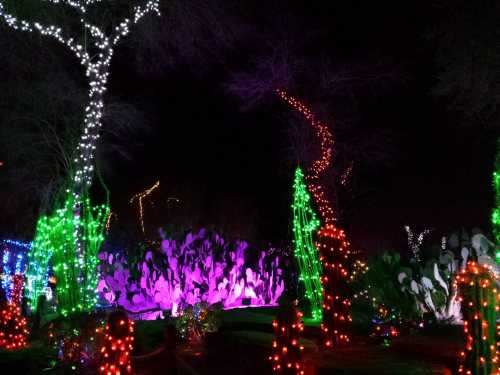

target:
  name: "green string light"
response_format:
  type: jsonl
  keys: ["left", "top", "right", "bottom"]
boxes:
{"left": 26, "top": 193, "right": 109, "bottom": 316}
{"left": 492, "top": 140, "right": 500, "bottom": 245}
{"left": 292, "top": 167, "right": 323, "bottom": 321}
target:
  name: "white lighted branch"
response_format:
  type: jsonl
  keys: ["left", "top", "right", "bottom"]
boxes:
{"left": 404, "top": 225, "right": 432, "bottom": 263}
{"left": 0, "top": 0, "right": 160, "bottom": 190}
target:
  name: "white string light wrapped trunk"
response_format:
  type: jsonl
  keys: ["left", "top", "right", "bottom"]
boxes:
{"left": 0, "top": 0, "right": 160, "bottom": 299}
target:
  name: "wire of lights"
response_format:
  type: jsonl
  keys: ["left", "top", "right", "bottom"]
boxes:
{"left": 269, "top": 308, "right": 305, "bottom": 374}
{"left": 2, "top": 239, "right": 32, "bottom": 250}
{"left": 292, "top": 167, "right": 323, "bottom": 321}
{"left": 456, "top": 261, "right": 500, "bottom": 375}
{"left": 130, "top": 180, "right": 160, "bottom": 236}
{"left": 105, "top": 211, "right": 117, "bottom": 234}
{"left": 99, "top": 313, "right": 135, "bottom": 374}
{"left": 0, "top": 275, "right": 29, "bottom": 350}
{"left": 492, "top": 139, "right": 500, "bottom": 245}
{"left": 26, "top": 195, "right": 109, "bottom": 315}
{"left": 404, "top": 226, "right": 431, "bottom": 264}
{"left": 277, "top": 89, "right": 352, "bottom": 348}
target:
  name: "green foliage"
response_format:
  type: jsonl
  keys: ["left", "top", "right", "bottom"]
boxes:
{"left": 27, "top": 194, "right": 109, "bottom": 315}
{"left": 291, "top": 167, "right": 322, "bottom": 321}
{"left": 175, "top": 302, "right": 222, "bottom": 343}
{"left": 353, "top": 251, "right": 420, "bottom": 322}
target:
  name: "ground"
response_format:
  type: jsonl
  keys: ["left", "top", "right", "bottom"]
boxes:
{"left": 0, "top": 307, "right": 461, "bottom": 374}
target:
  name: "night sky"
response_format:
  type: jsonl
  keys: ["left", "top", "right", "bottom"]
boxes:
{"left": 0, "top": 1, "right": 496, "bottom": 252}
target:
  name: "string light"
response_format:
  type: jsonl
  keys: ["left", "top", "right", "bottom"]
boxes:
{"left": 99, "top": 312, "right": 134, "bottom": 375}
{"left": 2, "top": 239, "right": 31, "bottom": 250}
{"left": 0, "top": 275, "right": 29, "bottom": 350}
{"left": 0, "top": 0, "right": 160, "bottom": 314}
{"left": 492, "top": 140, "right": 500, "bottom": 244}
{"left": 277, "top": 89, "right": 352, "bottom": 347}
{"left": 105, "top": 211, "right": 117, "bottom": 234}
{"left": 269, "top": 307, "right": 305, "bottom": 374}
{"left": 26, "top": 195, "right": 109, "bottom": 315}
{"left": 340, "top": 162, "right": 353, "bottom": 186}
{"left": 1, "top": 240, "right": 28, "bottom": 302}
{"left": 456, "top": 261, "right": 500, "bottom": 375}
{"left": 404, "top": 226, "right": 431, "bottom": 263}
{"left": 130, "top": 180, "right": 160, "bottom": 236}
{"left": 292, "top": 167, "right": 323, "bottom": 321}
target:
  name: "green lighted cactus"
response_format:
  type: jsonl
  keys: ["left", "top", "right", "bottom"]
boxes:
{"left": 456, "top": 261, "right": 499, "bottom": 375}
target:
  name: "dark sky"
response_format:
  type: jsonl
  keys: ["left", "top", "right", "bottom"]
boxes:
{"left": 98, "top": 1, "right": 495, "bottom": 252}
{"left": 0, "top": 1, "right": 495, "bottom": 251}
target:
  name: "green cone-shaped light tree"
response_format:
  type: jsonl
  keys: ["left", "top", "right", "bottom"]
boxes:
{"left": 292, "top": 167, "right": 323, "bottom": 321}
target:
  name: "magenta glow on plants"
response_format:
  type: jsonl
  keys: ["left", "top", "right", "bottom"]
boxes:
{"left": 98, "top": 229, "right": 285, "bottom": 319}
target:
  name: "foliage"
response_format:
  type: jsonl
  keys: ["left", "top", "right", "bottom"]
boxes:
{"left": 27, "top": 194, "right": 109, "bottom": 315}
{"left": 175, "top": 302, "right": 221, "bottom": 343}
{"left": 98, "top": 228, "right": 285, "bottom": 317}
{"left": 353, "top": 251, "right": 420, "bottom": 323}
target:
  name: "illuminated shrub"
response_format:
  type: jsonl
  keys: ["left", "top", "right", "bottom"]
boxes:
{"left": 98, "top": 229, "right": 285, "bottom": 318}
{"left": 456, "top": 262, "right": 499, "bottom": 375}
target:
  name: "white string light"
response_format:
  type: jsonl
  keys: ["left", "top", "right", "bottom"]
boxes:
{"left": 0, "top": 0, "right": 160, "bottom": 190}
{"left": 404, "top": 225, "right": 432, "bottom": 263}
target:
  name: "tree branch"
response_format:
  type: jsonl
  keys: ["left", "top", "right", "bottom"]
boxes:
{"left": 112, "top": 0, "right": 160, "bottom": 46}
{"left": 42, "top": 0, "right": 86, "bottom": 13}
{"left": 0, "top": 2, "right": 90, "bottom": 63}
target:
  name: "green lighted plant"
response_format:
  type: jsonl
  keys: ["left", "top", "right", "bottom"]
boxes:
{"left": 26, "top": 193, "right": 109, "bottom": 316}
{"left": 292, "top": 167, "right": 323, "bottom": 321}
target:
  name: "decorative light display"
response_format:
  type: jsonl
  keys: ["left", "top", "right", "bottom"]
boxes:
{"left": 0, "top": 275, "right": 29, "bottom": 350}
{"left": 0, "top": 0, "right": 161, "bottom": 314}
{"left": 456, "top": 261, "right": 500, "bottom": 375}
{"left": 269, "top": 306, "right": 305, "bottom": 374}
{"left": 404, "top": 225, "right": 431, "bottom": 263}
{"left": 292, "top": 167, "right": 323, "bottom": 321}
{"left": 340, "top": 162, "right": 353, "bottom": 186}
{"left": 130, "top": 180, "right": 160, "bottom": 235}
{"left": 98, "top": 229, "right": 285, "bottom": 318}
{"left": 277, "top": 89, "right": 352, "bottom": 347}
{"left": 105, "top": 211, "right": 117, "bottom": 235}
{"left": 175, "top": 302, "right": 220, "bottom": 343}
{"left": 99, "top": 311, "right": 134, "bottom": 375}
{"left": 27, "top": 195, "right": 109, "bottom": 315}
{"left": 1, "top": 240, "right": 28, "bottom": 302}
{"left": 2, "top": 239, "right": 31, "bottom": 250}
{"left": 493, "top": 140, "right": 500, "bottom": 245}
{"left": 369, "top": 304, "right": 399, "bottom": 348}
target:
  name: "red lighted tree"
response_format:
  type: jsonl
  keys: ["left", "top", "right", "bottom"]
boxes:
{"left": 456, "top": 261, "right": 500, "bottom": 375}
{"left": 99, "top": 311, "right": 134, "bottom": 375}
{"left": 269, "top": 305, "right": 305, "bottom": 374}
{"left": 0, "top": 275, "right": 29, "bottom": 350}
{"left": 277, "top": 89, "right": 352, "bottom": 347}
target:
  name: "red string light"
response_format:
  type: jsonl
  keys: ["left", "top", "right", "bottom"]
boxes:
{"left": 99, "top": 312, "right": 134, "bottom": 375}
{"left": 277, "top": 89, "right": 352, "bottom": 347}
{"left": 0, "top": 274, "right": 29, "bottom": 350}
{"left": 456, "top": 261, "right": 500, "bottom": 375}
{"left": 269, "top": 307, "right": 305, "bottom": 374}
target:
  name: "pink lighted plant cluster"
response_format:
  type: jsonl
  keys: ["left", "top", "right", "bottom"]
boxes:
{"left": 97, "top": 230, "right": 285, "bottom": 319}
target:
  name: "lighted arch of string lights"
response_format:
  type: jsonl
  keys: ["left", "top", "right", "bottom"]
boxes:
{"left": 277, "top": 89, "right": 352, "bottom": 347}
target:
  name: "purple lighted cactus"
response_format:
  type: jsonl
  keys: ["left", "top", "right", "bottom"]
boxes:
{"left": 97, "top": 229, "right": 285, "bottom": 319}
